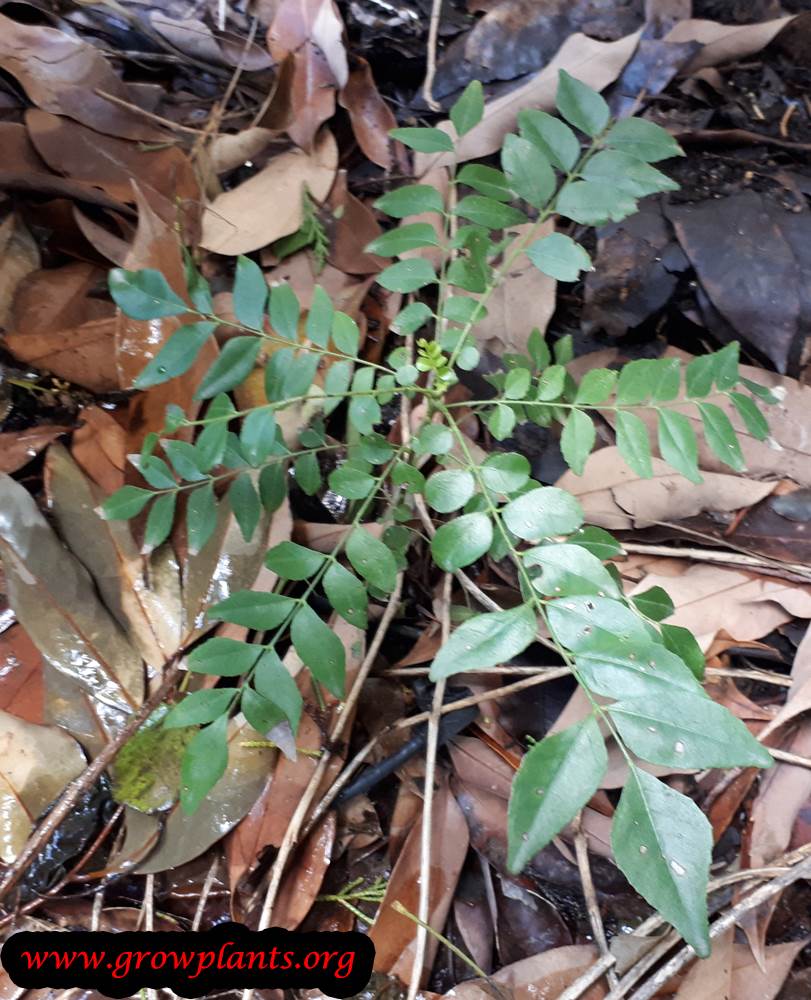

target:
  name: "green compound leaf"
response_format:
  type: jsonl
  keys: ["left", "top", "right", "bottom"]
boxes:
{"left": 560, "top": 409, "right": 595, "bottom": 476}
{"left": 269, "top": 283, "right": 300, "bottom": 340}
{"left": 390, "top": 126, "right": 454, "bottom": 153}
{"left": 189, "top": 637, "right": 260, "bottom": 677}
{"left": 133, "top": 321, "right": 217, "bottom": 389}
{"left": 698, "top": 402, "right": 746, "bottom": 472}
{"left": 265, "top": 541, "right": 326, "bottom": 580}
{"left": 109, "top": 267, "right": 188, "bottom": 320}
{"left": 481, "top": 452, "right": 530, "bottom": 494}
{"left": 329, "top": 464, "right": 376, "bottom": 500}
{"left": 101, "top": 485, "right": 154, "bottom": 520}
{"left": 729, "top": 391, "right": 769, "bottom": 441}
{"left": 556, "top": 181, "right": 637, "bottom": 226}
{"left": 254, "top": 649, "right": 303, "bottom": 731}
{"left": 377, "top": 258, "right": 437, "bottom": 293}
{"left": 187, "top": 482, "right": 218, "bottom": 555}
{"left": 208, "top": 591, "right": 296, "bottom": 631}
{"left": 456, "top": 164, "right": 513, "bottom": 201}
{"left": 608, "top": 693, "right": 774, "bottom": 770}
{"left": 143, "top": 492, "right": 175, "bottom": 551}
{"left": 164, "top": 689, "right": 234, "bottom": 729}
{"left": 195, "top": 336, "right": 261, "bottom": 400}
{"left": 501, "top": 134, "right": 555, "bottom": 209}
{"left": 508, "top": 716, "right": 607, "bottom": 872}
{"left": 524, "top": 542, "right": 619, "bottom": 598}
{"left": 431, "top": 603, "right": 537, "bottom": 680}
{"left": 502, "top": 487, "right": 583, "bottom": 542}
{"left": 517, "top": 109, "right": 579, "bottom": 171}
{"left": 180, "top": 713, "right": 229, "bottom": 814}
{"left": 241, "top": 687, "right": 286, "bottom": 737}
{"left": 555, "top": 69, "right": 609, "bottom": 138}
{"left": 233, "top": 255, "right": 268, "bottom": 329}
{"left": 612, "top": 766, "right": 712, "bottom": 957}
{"left": 455, "top": 195, "right": 526, "bottom": 229}
{"left": 431, "top": 512, "right": 493, "bottom": 571}
{"left": 425, "top": 469, "right": 476, "bottom": 513}
{"left": 657, "top": 409, "right": 702, "bottom": 484}
{"left": 616, "top": 410, "right": 653, "bottom": 478}
{"left": 346, "top": 526, "right": 399, "bottom": 593}
{"left": 632, "top": 585, "right": 674, "bottom": 621}
{"left": 290, "top": 604, "right": 345, "bottom": 699}
{"left": 323, "top": 562, "right": 368, "bottom": 629}
{"left": 365, "top": 223, "right": 440, "bottom": 257}
{"left": 374, "top": 184, "right": 445, "bottom": 218}
{"left": 348, "top": 366, "right": 381, "bottom": 435}
{"left": 526, "top": 233, "right": 592, "bottom": 282}
{"left": 450, "top": 80, "right": 484, "bottom": 137}
{"left": 605, "top": 117, "right": 684, "bottom": 162}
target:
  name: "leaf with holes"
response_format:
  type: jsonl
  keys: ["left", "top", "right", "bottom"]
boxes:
{"left": 524, "top": 543, "right": 619, "bottom": 598}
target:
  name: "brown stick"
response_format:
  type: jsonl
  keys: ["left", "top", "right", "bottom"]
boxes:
{"left": 0, "top": 660, "right": 183, "bottom": 904}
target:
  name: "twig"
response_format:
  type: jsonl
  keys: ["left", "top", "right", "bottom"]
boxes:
{"left": 422, "top": 0, "right": 444, "bottom": 111}
{"left": 769, "top": 747, "right": 811, "bottom": 769}
{"left": 621, "top": 541, "right": 811, "bottom": 583}
{"left": 192, "top": 856, "right": 220, "bottom": 931}
{"left": 407, "top": 573, "right": 452, "bottom": 1000}
{"left": 0, "top": 660, "right": 183, "bottom": 903}
{"left": 252, "top": 578, "right": 404, "bottom": 931}
{"left": 622, "top": 851, "right": 811, "bottom": 1000}
{"left": 94, "top": 90, "right": 204, "bottom": 135}
{"left": 573, "top": 817, "right": 617, "bottom": 989}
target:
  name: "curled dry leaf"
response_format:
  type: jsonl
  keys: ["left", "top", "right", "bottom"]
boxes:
{"left": 0, "top": 13, "right": 168, "bottom": 142}
{"left": 0, "top": 426, "right": 71, "bottom": 475}
{"left": 200, "top": 129, "right": 338, "bottom": 255}
{"left": 149, "top": 13, "right": 273, "bottom": 71}
{"left": 557, "top": 447, "right": 776, "bottom": 530}
{"left": 414, "top": 30, "right": 641, "bottom": 173}
{"left": 370, "top": 778, "right": 469, "bottom": 983}
{"left": 338, "top": 57, "right": 398, "bottom": 170}
{"left": 629, "top": 560, "right": 811, "bottom": 649}
{"left": 267, "top": 0, "right": 348, "bottom": 150}
{"left": 0, "top": 472, "right": 144, "bottom": 752}
{"left": 0, "top": 212, "right": 39, "bottom": 329}
{"left": 0, "top": 709, "right": 86, "bottom": 863}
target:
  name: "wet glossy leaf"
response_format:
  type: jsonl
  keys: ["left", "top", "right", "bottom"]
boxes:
{"left": 508, "top": 716, "right": 607, "bottom": 872}
{"left": 164, "top": 689, "right": 234, "bottom": 729}
{"left": 525, "top": 542, "right": 618, "bottom": 597}
{"left": 254, "top": 649, "right": 303, "bottom": 731}
{"left": 133, "top": 322, "right": 217, "bottom": 390}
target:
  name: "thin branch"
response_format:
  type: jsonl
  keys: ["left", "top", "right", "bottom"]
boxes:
{"left": 407, "top": 573, "right": 451, "bottom": 1000}
{"left": 573, "top": 818, "right": 617, "bottom": 989}
{"left": 422, "top": 0, "right": 444, "bottom": 112}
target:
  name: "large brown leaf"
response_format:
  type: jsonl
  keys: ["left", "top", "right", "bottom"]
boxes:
{"left": 0, "top": 473, "right": 143, "bottom": 752}
{"left": 0, "top": 14, "right": 168, "bottom": 141}
{"left": 0, "top": 709, "right": 86, "bottom": 863}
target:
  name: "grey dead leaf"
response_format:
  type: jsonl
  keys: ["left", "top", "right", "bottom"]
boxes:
{"left": 200, "top": 129, "right": 338, "bottom": 255}
{"left": 557, "top": 447, "right": 776, "bottom": 531}
{"left": 0, "top": 708, "right": 86, "bottom": 863}
{"left": 414, "top": 31, "right": 642, "bottom": 173}
{"left": 0, "top": 472, "right": 144, "bottom": 750}
{"left": 148, "top": 13, "right": 273, "bottom": 71}
{"left": 0, "top": 213, "right": 39, "bottom": 329}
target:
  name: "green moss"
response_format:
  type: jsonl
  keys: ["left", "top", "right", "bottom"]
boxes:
{"left": 112, "top": 724, "right": 195, "bottom": 813}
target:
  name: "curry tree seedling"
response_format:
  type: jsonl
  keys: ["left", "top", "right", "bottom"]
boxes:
{"left": 104, "top": 70, "right": 777, "bottom": 956}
